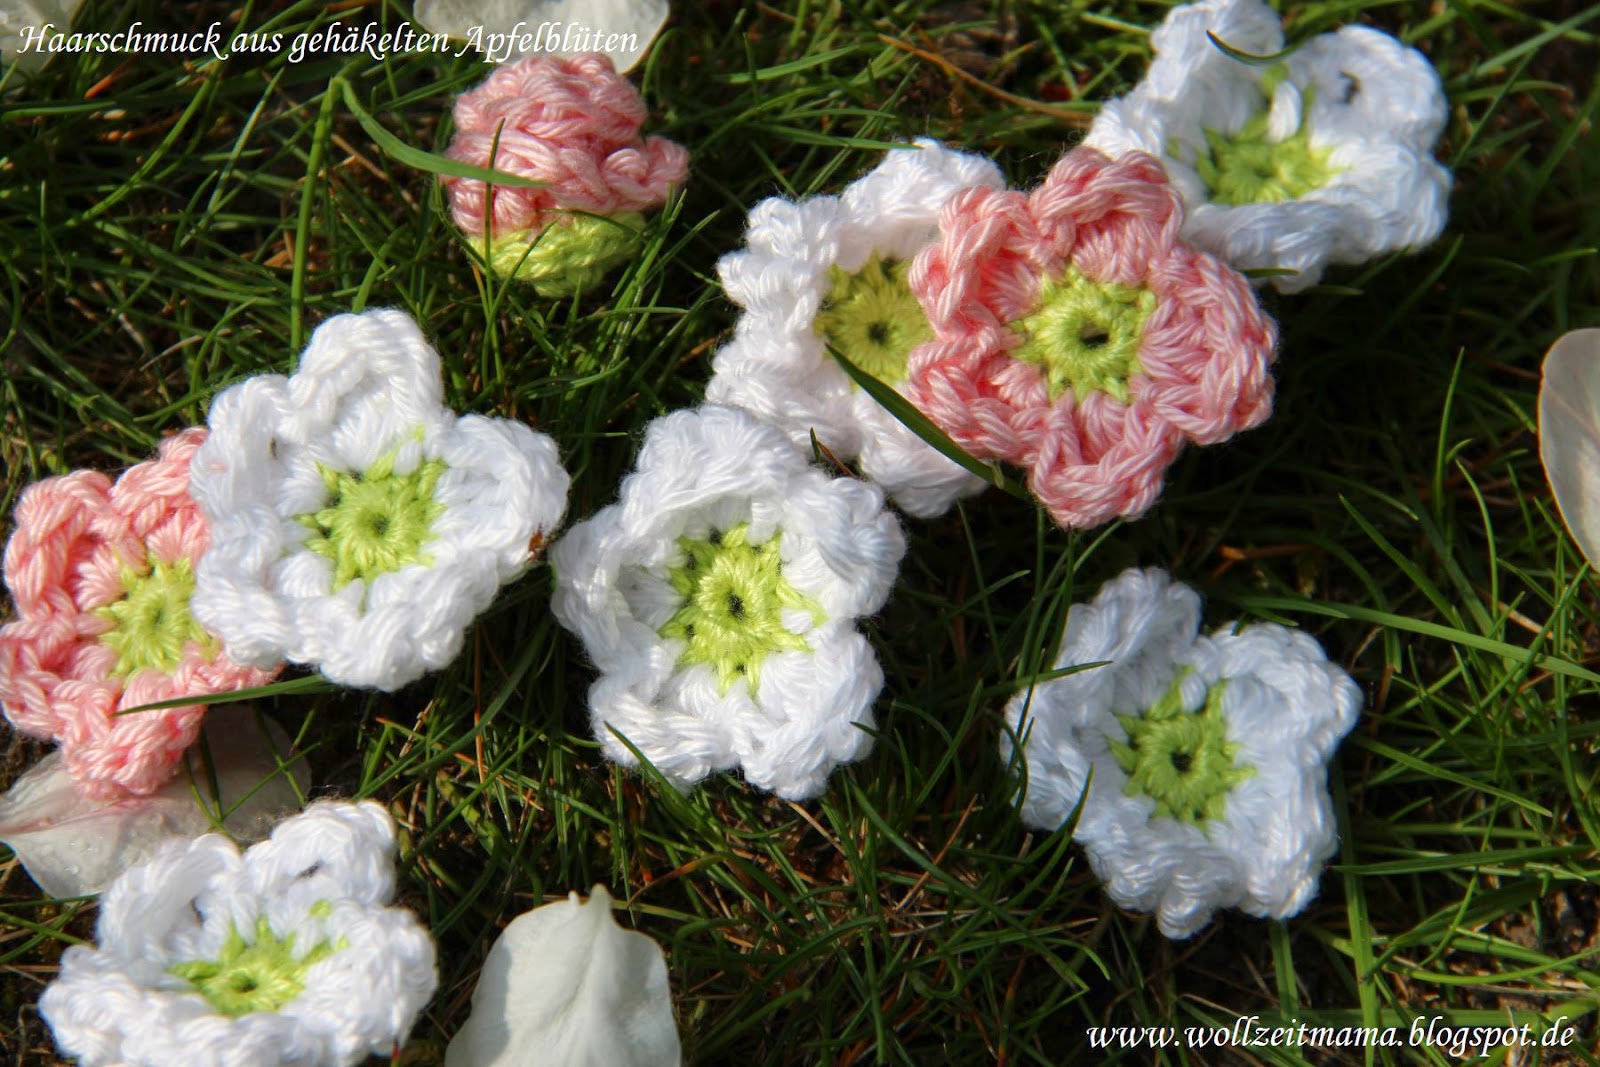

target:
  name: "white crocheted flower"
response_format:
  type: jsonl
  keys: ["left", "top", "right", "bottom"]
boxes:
{"left": 1001, "top": 568, "right": 1361, "bottom": 938}
{"left": 39, "top": 800, "right": 438, "bottom": 1067}
{"left": 190, "top": 309, "right": 570, "bottom": 690}
{"left": 707, "top": 139, "right": 1005, "bottom": 518}
{"left": 1083, "top": 0, "right": 1451, "bottom": 292}
{"left": 551, "top": 404, "right": 906, "bottom": 799}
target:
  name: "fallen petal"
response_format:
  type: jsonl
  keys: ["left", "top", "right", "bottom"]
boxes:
{"left": 0, "top": 704, "right": 308, "bottom": 897}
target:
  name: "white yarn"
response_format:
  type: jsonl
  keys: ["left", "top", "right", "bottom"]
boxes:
{"left": 550, "top": 404, "right": 907, "bottom": 800}
{"left": 1083, "top": 0, "right": 1451, "bottom": 292}
{"left": 707, "top": 139, "right": 1005, "bottom": 518}
{"left": 1001, "top": 568, "right": 1361, "bottom": 938}
{"left": 39, "top": 800, "right": 439, "bottom": 1067}
{"left": 189, "top": 309, "right": 571, "bottom": 690}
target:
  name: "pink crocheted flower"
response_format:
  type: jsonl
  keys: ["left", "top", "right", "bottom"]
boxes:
{"left": 905, "top": 148, "right": 1277, "bottom": 529}
{"left": 0, "top": 430, "right": 280, "bottom": 799}
{"left": 442, "top": 52, "right": 688, "bottom": 296}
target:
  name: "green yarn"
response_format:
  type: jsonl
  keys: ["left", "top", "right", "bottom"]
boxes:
{"left": 659, "top": 523, "right": 824, "bottom": 695}
{"left": 1011, "top": 265, "right": 1157, "bottom": 403}
{"left": 168, "top": 915, "right": 341, "bottom": 1017}
{"left": 95, "top": 557, "right": 214, "bottom": 676}
{"left": 1110, "top": 674, "right": 1254, "bottom": 826}
{"left": 298, "top": 448, "right": 446, "bottom": 590}
{"left": 814, "top": 255, "right": 933, "bottom": 385}
{"left": 488, "top": 212, "right": 645, "bottom": 297}
{"left": 1195, "top": 71, "right": 1339, "bottom": 206}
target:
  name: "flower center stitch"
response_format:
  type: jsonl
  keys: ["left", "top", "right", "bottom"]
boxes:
{"left": 1109, "top": 674, "right": 1255, "bottom": 826}
{"left": 168, "top": 915, "right": 341, "bottom": 1017}
{"left": 298, "top": 451, "right": 446, "bottom": 589}
{"left": 658, "top": 523, "right": 824, "bottom": 695}
{"left": 95, "top": 557, "right": 214, "bottom": 676}
{"left": 1195, "top": 71, "right": 1338, "bottom": 206}
{"left": 814, "top": 255, "right": 933, "bottom": 385}
{"left": 1010, "top": 265, "right": 1157, "bottom": 404}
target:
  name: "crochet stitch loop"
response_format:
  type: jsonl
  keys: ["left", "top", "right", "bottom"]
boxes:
{"left": 442, "top": 53, "right": 687, "bottom": 296}
{"left": 708, "top": 138, "right": 1006, "bottom": 519}
{"left": 905, "top": 147, "right": 1277, "bottom": 531}
{"left": 1083, "top": 0, "right": 1451, "bottom": 292}
{"left": 1001, "top": 568, "right": 1362, "bottom": 938}
{"left": 0, "top": 429, "right": 280, "bottom": 799}
{"left": 550, "top": 404, "right": 906, "bottom": 800}
{"left": 38, "top": 800, "right": 439, "bottom": 1067}
{"left": 189, "top": 308, "right": 571, "bottom": 691}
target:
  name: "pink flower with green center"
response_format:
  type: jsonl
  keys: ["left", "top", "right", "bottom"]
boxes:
{"left": 0, "top": 430, "right": 280, "bottom": 799}
{"left": 904, "top": 147, "right": 1278, "bottom": 530}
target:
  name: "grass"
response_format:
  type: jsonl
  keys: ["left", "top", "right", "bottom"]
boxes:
{"left": 1, "top": 0, "right": 1598, "bottom": 1063}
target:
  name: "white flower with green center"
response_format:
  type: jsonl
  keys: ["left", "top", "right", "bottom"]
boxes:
{"left": 1083, "top": 0, "right": 1451, "bottom": 293}
{"left": 1000, "top": 568, "right": 1361, "bottom": 939}
{"left": 190, "top": 309, "right": 570, "bottom": 690}
{"left": 551, "top": 405, "right": 906, "bottom": 800}
{"left": 38, "top": 800, "right": 438, "bottom": 1067}
{"left": 708, "top": 138, "right": 1005, "bottom": 518}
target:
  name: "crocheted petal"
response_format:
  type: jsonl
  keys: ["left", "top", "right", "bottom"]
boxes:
{"left": 281, "top": 899, "right": 438, "bottom": 1063}
{"left": 1183, "top": 198, "right": 1343, "bottom": 292}
{"left": 1294, "top": 26, "right": 1449, "bottom": 150}
{"left": 1142, "top": 0, "right": 1285, "bottom": 102}
{"left": 243, "top": 799, "right": 397, "bottom": 907}
{"left": 444, "top": 886, "right": 679, "bottom": 1067}
{"left": 838, "top": 138, "right": 1006, "bottom": 260}
{"left": 742, "top": 633, "right": 880, "bottom": 799}
{"left": 3, "top": 470, "right": 115, "bottom": 616}
{"left": 415, "top": 0, "right": 668, "bottom": 72}
{"left": 0, "top": 706, "right": 304, "bottom": 897}
{"left": 1028, "top": 410, "right": 1184, "bottom": 529}
{"left": 854, "top": 390, "right": 988, "bottom": 519}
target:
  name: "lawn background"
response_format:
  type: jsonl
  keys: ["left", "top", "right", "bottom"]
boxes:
{"left": 2, "top": 0, "right": 1599, "bottom": 1063}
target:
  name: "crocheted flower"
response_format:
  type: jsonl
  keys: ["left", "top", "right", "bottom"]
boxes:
{"left": 905, "top": 147, "right": 1276, "bottom": 530}
{"left": 0, "top": 431, "right": 280, "bottom": 800}
{"left": 39, "top": 800, "right": 438, "bottom": 1067}
{"left": 189, "top": 309, "right": 570, "bottom": 691}
{"left": 1000, "top": 568, "right": 1361, "bottom": 938}
{"left": 551, "top": 404, "right": 906, "bottom": 799}
{"left": 1083, "top": 0, "right": 1451, "bottom": 293}
{"left": 708, "top": 139, "right": 1005, "bottom": 518}
{"left": 442, "top": 52, "right": 689, "bottom": 297}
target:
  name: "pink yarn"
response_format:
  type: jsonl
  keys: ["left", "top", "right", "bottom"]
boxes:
{"left": 0, "top": 430, "right": 279, "bottom": 799}
{"left": 905, "top": 148, "right": 1277, "bottom": 529}
{"left": 442, "top": 52, "right": 688, "bottom": 239}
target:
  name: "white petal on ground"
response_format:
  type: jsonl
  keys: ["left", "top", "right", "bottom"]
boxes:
{"left": 0, "top": 0, "right": 84, "bottom": 74}
{"left": 414, "top": 0, "right": 668, "bottom": 72}
{"left": 0, "top": 705, "right": 307, "bottom": 898}
{"left": 445, "top": 885, "right": 681, "bottom": 1067}
{"left": 1540, "top": 329, "right": 1600, "bottom": 568}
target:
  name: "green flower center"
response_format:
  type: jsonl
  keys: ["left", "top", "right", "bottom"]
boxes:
{"left": 168, "top": 915, "right": 341, "bottom": 1017}
{"left": 297, "top": 449, "right": 446, "bottom": 590}
{"left": 95, "top": 557, "right": 214, "bottom": 676}
{"left": 488, "top": 212, "right": 645, "bottom": 298}
{"left": 658, "top": 523, "right": 824, "bottom": 695}
{"left": 1010, "top": 265, "right": 1157, "bottom": 403}
{"left": 1109, "top": 674, "right": 1255, "bottom": 826}
{"left": 1195, "top": 69, "right": 1339, "bottom": 206}
{"left": 814, "top": 255, "right": 932, "bottom": 386}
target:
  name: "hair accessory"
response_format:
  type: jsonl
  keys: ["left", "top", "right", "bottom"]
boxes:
{"left": 442, "top": 53, "right": 689, "bottom": 297}
{"left": 0, "top": 430, "right": 280, "bottom": 799}
{"left": 1001, "top": 568, "right": 1361, "bottom": 938}
{"left": 551, "top": 404, "right": 906, "bottom": 799}
{"left": 1082, "top": 0, "right": 1451, "bottom": 292}
{"left": 905, "top": 147, "right": 1276, "bottom": 531}
{"left": 189, "top": 308, "right": 570, "bottom": 691}
{"left": 708, "top": 139, "right": 1004, "bottom": 518}
{"left": 39, "top": 799, "right": 437, "bottom": 1067}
